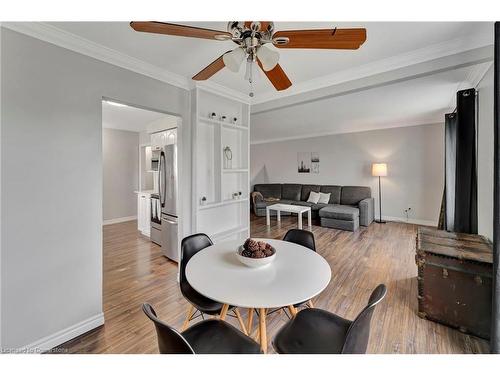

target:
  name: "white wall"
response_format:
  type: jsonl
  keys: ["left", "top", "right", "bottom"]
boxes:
{"left": 102, "top": 128, "right": 139, "bottom": 222}
{"left": 0, "top": 28, "right": 192, "bottom": 350}
{"left": 251, "top": 123, "right": 444, "bottom": 225}
{"left": 477, "top": 65, "right": 494, "bottom": 241}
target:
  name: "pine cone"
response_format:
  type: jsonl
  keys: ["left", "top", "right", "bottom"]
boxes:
{"left": 243, "top": 238, "right": 251, "bottom": 251}
{"left": 253, "top": 250, "right": 265, "bottom": 258}
{"left": 248, "top": 239, "right": 260, "bottom": 252}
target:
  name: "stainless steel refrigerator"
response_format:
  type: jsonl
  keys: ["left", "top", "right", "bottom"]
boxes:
{"left": 158, "top": 133, "right": 178, "bottom": 262}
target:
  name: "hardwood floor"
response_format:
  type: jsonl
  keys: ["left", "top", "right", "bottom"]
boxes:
{"left": 56, "top": 216, "right": 489, "bottom": 354}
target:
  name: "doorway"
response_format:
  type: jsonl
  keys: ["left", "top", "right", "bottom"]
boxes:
{"left": 101, "top": 98, "right": 183, "bottom": 261}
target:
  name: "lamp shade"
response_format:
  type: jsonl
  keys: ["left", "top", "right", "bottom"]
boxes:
{"left": 256, "top": 45, "right": 279, "bottom": 71}
{"left": 222, "top": 48, "right": 246, "bottom": 73}
{"left": 372, "top": 163, "right": 387, "bottom": 177}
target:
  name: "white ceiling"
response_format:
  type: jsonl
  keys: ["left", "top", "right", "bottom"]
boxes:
{"left": 48, "top": 22, "right": 492, "bottom": 97}
{"left": 21, "top": 21, "right": 492, "bottom": 142}
{"left": 102, "top": 101, "right": 172, "bottom": 132}
{"left": 251, "top": 62, "right": 493, "bottom": 143}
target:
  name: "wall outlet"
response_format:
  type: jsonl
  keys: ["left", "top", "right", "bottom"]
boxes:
{"left": 404, "top": 207, "right": 412, "bottom": 221}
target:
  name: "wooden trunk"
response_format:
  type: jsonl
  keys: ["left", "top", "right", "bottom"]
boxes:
{"left": 416, "top": 227, "right": 493, "bottom": 339}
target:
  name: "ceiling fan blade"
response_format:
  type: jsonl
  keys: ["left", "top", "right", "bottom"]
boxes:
{"left": 192, "top": 53, "right": 228, "bottom": 81}
{"left": 257, "top": 58, "right": 292, "bottom": 91}
{"left": 130, "top": 22, "right": 232, "bottom": 40}
{"left": 273, "top": 28, "right": 366, "bottom": 49}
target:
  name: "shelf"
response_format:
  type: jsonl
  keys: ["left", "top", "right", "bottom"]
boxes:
{"left": 212, "top": 225, "right": 249, "bottom": 240}
{"left": 222, "top": 168, "right": 248, "bottom": 173}
{"left": 199, "top": 117, "right": 248, "bottom": 130}
{"left": 222, "top": 198, "right": 248, "bottom": 204}
{"left": 194, "top": 87, "right": 250, "bottom": 242}
{"left": 198, "top": 198, "right": 249, "bottom": 211}
{"left": 221, "top": 123, "right": 249, "bottom": 131}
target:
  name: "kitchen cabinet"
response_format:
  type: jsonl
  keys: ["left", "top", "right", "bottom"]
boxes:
{"left": 151, "top": 131, "right": 166, "bottom": 151}
{"left": 151, "top": 130, "right": 176, "bottom": 151}
{"left": 137, "top": 192, "right": 151, "bottom": 237}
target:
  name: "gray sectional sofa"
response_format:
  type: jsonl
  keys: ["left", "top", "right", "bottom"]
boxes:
{"left": 252, "top": 183, "right": 375, "bottom": 231}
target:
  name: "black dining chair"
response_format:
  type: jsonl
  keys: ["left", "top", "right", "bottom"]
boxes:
{"left": 272, "top": 284, "right": 387, "bottom": 354}
{"left": 283, "top": 229, "right": 316, "bottom": 310}
{"left": 142, "top": 303, "right": 261, "bottom": 354}
{"left": 180, "top": 233, "right": 246, "bottom": 332}
{"left": 259, "top": 229, "right": 317, "bottom": 323}
{"left": 283, "top": 229, "right": 316, "bottom": 252}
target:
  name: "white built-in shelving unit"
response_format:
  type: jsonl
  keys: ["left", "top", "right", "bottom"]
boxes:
{"left": 192, "top": 85, "right": 250, "bottom": 243}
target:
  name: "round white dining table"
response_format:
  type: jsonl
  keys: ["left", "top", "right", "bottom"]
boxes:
{"left": 185, "top": 238, "right": 332, "bottom": 353}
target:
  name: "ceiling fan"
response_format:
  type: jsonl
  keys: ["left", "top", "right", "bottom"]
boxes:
{"left": 130, "top": 21, "right": 367, "bottom": 96}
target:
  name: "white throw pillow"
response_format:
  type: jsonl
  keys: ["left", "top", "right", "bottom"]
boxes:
{"left": 317, "top": 192, "right": 331, "bottom": 204}
{"left": 307, "top": 191, "right": 320, "bottom": 204}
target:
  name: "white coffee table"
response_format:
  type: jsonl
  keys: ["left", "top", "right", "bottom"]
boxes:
{"left": 266, "top": 203, "right": 312, "bottom": 229}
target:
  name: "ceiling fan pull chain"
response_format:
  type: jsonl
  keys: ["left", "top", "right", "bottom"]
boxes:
{"left": 249, "top": 69, "right": 254, "bottom": 98}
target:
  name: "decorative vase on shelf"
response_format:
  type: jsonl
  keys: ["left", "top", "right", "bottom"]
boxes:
{"left": 223, "top": 146, "right": 233, "bottom": 170}
{"left": 209, "top": 112, "right": 217, "bottom": 119}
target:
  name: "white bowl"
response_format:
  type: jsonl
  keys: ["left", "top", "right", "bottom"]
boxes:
{"left": 236, "top": 245, "right": 276, "bottom": 268}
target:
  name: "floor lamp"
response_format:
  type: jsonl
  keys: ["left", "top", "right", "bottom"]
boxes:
{"left": 372, "top": 163, "right": 387, "bottom": 224}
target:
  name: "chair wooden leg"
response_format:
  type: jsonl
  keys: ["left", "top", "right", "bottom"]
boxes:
{"left": 287, "top": 305, "right": 297, "bottom": 317}
{"left": 219, "top": 304, "right": 229, "bottom": 320}
{"left": 259, "top": 308, "right": 267, "bottom": 353}
{"left": 308, "top": 300, "right": 314, "bottom": 308}
{"left": 182, "top": 304, "right": 194, "bottom": 331}
{"left": 247, "top": 308, "right": 254, "bottom": 334}
{"left": 234, "top": 308, "right": 248, "bottom": 335}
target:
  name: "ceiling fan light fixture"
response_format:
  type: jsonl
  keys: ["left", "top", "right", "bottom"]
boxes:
{"left": 256, "top": 45, "right": 280, "bottom": 71}
{"left": 222, "top": 47, "right": 246, "bottom": 72}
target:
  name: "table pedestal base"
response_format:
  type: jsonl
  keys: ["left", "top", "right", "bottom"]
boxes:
{"left": 234, "top": 305, "right": 299, "bottom": 353}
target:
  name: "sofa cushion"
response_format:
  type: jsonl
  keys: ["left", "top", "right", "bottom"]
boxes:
{"left": 254, "top": 184, "right": 282, "bottom": 199}
{"left": 307, "top": 191, "right": 320, "bottom": 204}
{"left": 318, "top": 192, "right": 331, "bottom": 204}
{"left": 255, "top": 201, "right": 271, "bottom": 209}
{"left": 319, "top": 205, "right": 359, "bottom": 221}
{"left": 255, "top": 199, "right": 295, "bottom": 209}
{"left": 340, "top": 186, "right": 371, "bottom": 206}
{"left": 320, "top": 185, "right": 341, "bottom": 204}
{"left": 282, "top": 184, "right": 302, "bottom": 201}
{"left": 276, "top": 199, "right": 295, "bottom": 205}
{"left": 311, "top": 203, "right": 330, "bottom": 211}
{"left": 301, "top": 185, "right": 321, "bottom": 201}
{"left": 291, "top": 201, "right": 314, "bottom": 207}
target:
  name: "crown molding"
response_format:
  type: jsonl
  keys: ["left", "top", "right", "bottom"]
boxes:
{"left": 447, "top": 60, "right": 493, "bottom": 108}
{"left": 2, "top": 22, "right": 254, "bottom": 102}
{"left": 2, "top": 22, "right": 192, "bottom": 90}
{"left": 194, "top": 80, "right": 251, "bottom": 104}
{"left": 250, "top": 121, "right": 444, "bottom": 145}
{"left": 251, "top": 32, "right": 494, "bottom": 105}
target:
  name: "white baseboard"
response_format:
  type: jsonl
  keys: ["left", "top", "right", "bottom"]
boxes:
{"left": 102, "top": 215, "right": 137, "bottom": 225}
{"left": 23, "top": 312, "right": 104, "bottom": 353}
{"left": 382, "top": 215, "right": 436, "bottom": 227}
